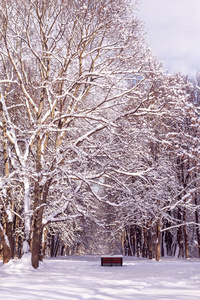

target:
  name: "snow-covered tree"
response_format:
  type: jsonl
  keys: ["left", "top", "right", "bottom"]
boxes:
{"left": 0, "top": 0, "right": 164, "bottom": 267}
{"left": 115, "top": 73, "right": 193, "bottom": 260}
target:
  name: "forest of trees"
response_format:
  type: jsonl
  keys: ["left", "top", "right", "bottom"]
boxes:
{"left": 0, "top": 0, "right": 200, "bottom": 268}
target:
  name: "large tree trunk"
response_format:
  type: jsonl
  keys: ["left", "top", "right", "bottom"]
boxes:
{"left": 0, "top": 224, "right": 12, "bottom": 264}
{"left": 15, "top": 215, "right": 23, "bottom": 258}
{"left": 31, "top": 131, "right": 43, "bottom": 268}
{"left": 6, "top": 221, "right": 14, "bottom": 258}
{"left": 31, "top": 207, "right": 44, "bottom": 268}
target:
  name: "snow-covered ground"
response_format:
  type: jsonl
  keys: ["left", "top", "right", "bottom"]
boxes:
{"left": 0, "top": 255, "right": 200, "bottom": 300}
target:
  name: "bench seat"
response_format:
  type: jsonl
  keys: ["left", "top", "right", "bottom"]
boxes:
{"left": 101, "top": 256, "right": 123, "bottom": 266}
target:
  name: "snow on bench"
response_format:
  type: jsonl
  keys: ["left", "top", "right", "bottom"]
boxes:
{"left": 101, "top": 255, "right": 123, "bottom": 266}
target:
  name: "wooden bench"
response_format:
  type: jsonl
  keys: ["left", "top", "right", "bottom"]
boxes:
{"left": 101, "top": 256, "right": 123, "bottom": 266}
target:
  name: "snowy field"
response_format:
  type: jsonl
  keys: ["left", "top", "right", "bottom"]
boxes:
{"left": 0, "top": 255, "right": 200, "bottom": 300}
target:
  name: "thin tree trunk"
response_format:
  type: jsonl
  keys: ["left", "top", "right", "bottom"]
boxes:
{"left": 42, "top": 227, "right": 48, "bottom": 258}
{"left": 50, "top": 234, "right": 55, "bottom": 258}
{"left": 183, "top": 208, "right": 189, "bottom": 258}
{"left": 156, "top": 220, "right": 161, "bottom": 261}
{"left": 194, "top": 195, "right": 200, "bottom": 257}
{"left": 132, "top": 226, "right": 136, "bottom": 256}
{"left": 121, "top": 230, "right": 125, "bottom": 256}
{"left": 54, "top": 235, "right": 60, "bottom": 257}
{"left": 142, "top": 228, "right": 148, "bottom": 258}
{"left": 177, "top": 208, "right": 184, "bottom": 258}
{"left": 136, "top": 227, "right": 141, "bottom": 258}
{"left": 148, "top": 229, "right": 153, "bottom": 259}
{"left": 23, "top": 174, "right": 31, "bottom": 253}
{"left": 126, "top": 226, "right": 134, "bottom": 256}
{"left": 15, "top": 215, "right": 22, "bottom": 258}
{"left": 1, "top": 103, "right": 14, "bottom": 261}
{"left": 61, "top": 243, "right": 65, "bottom": 256}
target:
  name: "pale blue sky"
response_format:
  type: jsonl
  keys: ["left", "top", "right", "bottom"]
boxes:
{"left": 136, "top": 0, "right": 200, "bottom": 76}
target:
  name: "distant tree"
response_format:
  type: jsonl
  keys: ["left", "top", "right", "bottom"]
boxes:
{"left": 117, "top": 73, "right": 193, "bottom": 260}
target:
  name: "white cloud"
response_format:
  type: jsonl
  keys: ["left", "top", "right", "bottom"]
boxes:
{"left": 136, "top": 0, "right": 200, "bottom": 75}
